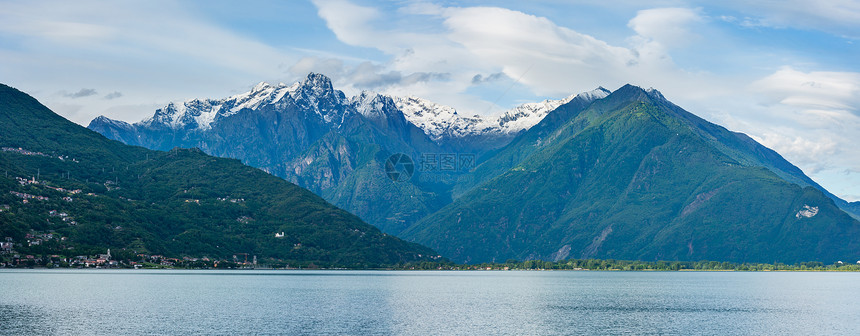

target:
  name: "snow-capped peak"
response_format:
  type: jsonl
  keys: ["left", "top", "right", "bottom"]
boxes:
{"left": 393, "top": 87, "right": 611, "bottom": 142}
{"left": 292, "top": 72, "right": 349, "bottom": 123}
{"left": 489, "top": 87, "right": 610, "bottom": 134}
{"left": 393, "top": 96, "right": 479, "bottom": 140}
{"left": 644, "top": 87, "right": 666, "bottom": 101}
{"left": 141, "top": 82, "right": 299, "bottom": 130}
{"left": 304, "top": 72, "right": 332, "bottom": 89}
{"left": 135, "top": 73, "right": 354, "bottom": 131}
{"left": 295, "top": 72, "right": 338, "bottom": 102}
{"left": 89, "top": 115, "right": 133, "bottom": 130}
{"left": 128, "top": 73, "right": 612, "bottom": 142}
{"left": 251, "top": 81, "right": 272, "bottom": 93}
{"left": 351, "top": 91, "right": 396, "bottom": 120}
{"left": 577, "top": 87, "right": 611, "bottom": 102}
{"left": 226, "top": 82, "right": 295, "bottom": 113}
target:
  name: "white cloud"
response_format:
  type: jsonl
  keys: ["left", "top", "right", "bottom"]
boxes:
{"left": 311, "top": 0, "right": 860, "bottom": 202}
{"left": 732, "top": 67, "right": 860, "bottom": 201}
{"left": 443, "top": 6, "right": 639, "bottom": 96}
{"left": 751, "top": 131, "right": 839, "bottom": 174}
{"left": 289, "top": 57, "right": 348, "bottom": 79}
{"left": 103, "top": 91, "right": 123, "bottom": 100}
{"left": 287, "top": 56, "right": 451, "bottom": 97}
{"left": 398, "top": 1, "right": 445, "bottom": 16}
{"left": 309, "top": 1, "right": 505, "bottom": 111}
{"left": 628, "top": 7, "right": 703, "bottom": 48}
{"left": 62, "top": 88, "right": 98, "bottom": 99}
{"left": 3, "top": 0, "right": 857, "bottom": 200}
{"left": 0, "top": 2, "right": 289, "bottom": 73}
{"left": 758, "top": 128, "right": 860, "bottom": 202}
{"left": 0, "top": 0, "right": 296, "bottom": 124}
{"left": 312, "top": 0, "right": 383, "bottom": 49}
{"left": 705, "top": 0, "right": 860, "bottom": 37}
{"left": 310, "top": 2, "right": 717, "bottom": 107}
{"left": 751, "top": 67, "right": 860, "bottom": 117}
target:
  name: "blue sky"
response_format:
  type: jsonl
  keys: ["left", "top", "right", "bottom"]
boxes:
{"left": 1, "top": 0, "right": 859, "bottom": 201}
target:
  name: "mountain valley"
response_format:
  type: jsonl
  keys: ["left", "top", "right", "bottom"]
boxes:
{"left": 87, "top": 74, "right": 860, "bottom": 264}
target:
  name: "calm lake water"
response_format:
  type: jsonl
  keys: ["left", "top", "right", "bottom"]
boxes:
{"left": 1, "top": 270, "right": 859, "bottom": 335}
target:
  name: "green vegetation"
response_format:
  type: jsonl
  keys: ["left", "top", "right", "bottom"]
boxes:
{"left": 404, "top": 85, "right": 860, "bottom": 264}
{"left": 0, "top": 83, "right": 442, "bottom": 268}
{"left": 385, "top": 258, "right": 860, "bottom": 272}
{"left": 461, "top": 259, "right": 860, "bottom": 271}
{"left": 88, "top": 79, "right": 860, "bottom": 267}
{"left": 284, "top": 118, "right": 451, "bottom": 235}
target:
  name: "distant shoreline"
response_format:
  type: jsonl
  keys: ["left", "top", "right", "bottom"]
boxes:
{"left": 4, "top": 266, "right": 860, "bottom": 272}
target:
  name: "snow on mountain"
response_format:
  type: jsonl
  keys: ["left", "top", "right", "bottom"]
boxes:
{"left": 392, "top": 87, "right": 611, "bottom": 142}
{"left": 291, "top": 72, "right": 348, "bottom": 123}
{"left": 351, "top": 91, "right": 398, "bottom": 120}
{"left": 494, "top": 87, "right": 610, "bottom": 133}
{"left": 392, "top": 96, "right": 484, "bottom": 141}
{"left": 578, "top": 87, "right": 612, "bottom": 102}
{"left": 90, "top": 115, "right": 134, "bottom": 130}
{"left": 138, "top": 73, "right": 352, "bottom": 130}
{"left": 115, "top": 71, "right": 610, "bottom": 142}
{"left": 139, "top": 82, "right": 298, "bottom": 130}
{"left": 644, "top": 87, "right": 667, "bottom": 101}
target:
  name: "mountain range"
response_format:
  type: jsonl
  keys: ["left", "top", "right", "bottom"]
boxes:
{"left": 0, "top": 83, "right": 440, "bottom": 267}
{"left": 89, "top": 73, "right": 860, "bottom": 264}
{"left": 89, "top": 73, "right": 612, "bottom": 235}
{"left": 405, "top": 85, "right": 860, "bottom": 263}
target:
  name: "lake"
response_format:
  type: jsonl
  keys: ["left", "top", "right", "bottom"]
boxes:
{"left": 1, "top": 270, "right": 859, "bottom": 335}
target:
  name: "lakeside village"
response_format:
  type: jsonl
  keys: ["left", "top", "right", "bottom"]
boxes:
{"left": 5, "top": 146, "right": 860, "bottom": 272}
{"left": 2, "top": 147, "right": 79, "bottom": 163}
{"left": 2, "top": 180, "right": 265, "bottom": 269}
{"left": 0, "top": 240, "right": 265, "bottom": 269}
{"left": 0, "top": 146, "right": 268, "bottom": 269}
{"left": 4, "top": 225, "right": 860, "bottom": 271}
{"left": 4, "top": 221, "right": 860, "bottom": 272}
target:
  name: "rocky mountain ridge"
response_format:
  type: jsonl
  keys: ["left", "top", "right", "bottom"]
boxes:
{"left": 87, "top": 73, "right": 860, "bottom": 264}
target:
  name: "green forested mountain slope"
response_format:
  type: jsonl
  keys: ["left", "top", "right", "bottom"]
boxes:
{"left": 0, "top": 83, "right": 440, "bottom": 267}
{"left": 83, "top": 75, "right": 860, "bottom": 266}
{"left": 403, "top": 86, "right": 860, "bottom": 264}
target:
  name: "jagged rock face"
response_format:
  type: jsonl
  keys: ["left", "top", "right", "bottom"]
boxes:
{"left": 87, "top": 116, "right": 137, "bottom": 145}
{"left": 91, "top": 72, "right": 590, "bottom": 153}
{"left": 89, "top": 73, "right": 349, "bottom": 166}
{"left": 88, "top": 73, "right": 860, "bottom": 264}
{"left": 88, "top": 74, "right": 453, "bottom": 234}
{"left": 88, "top": 73, "right": 608, "bottom": 234}
{"left": 0, "top": 82, "right": 441, "bottom": 266}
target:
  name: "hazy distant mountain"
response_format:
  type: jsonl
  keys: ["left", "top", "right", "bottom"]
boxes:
{"left": 1, "top": 83, "right": 439, "bottom": 267}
